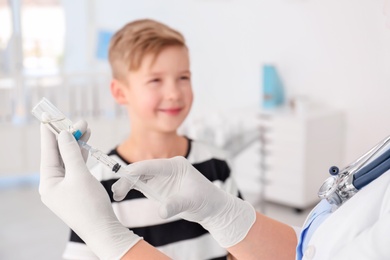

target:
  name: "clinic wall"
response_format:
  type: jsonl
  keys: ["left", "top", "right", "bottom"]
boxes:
{"left": 63, "top": 0, "right": 390, "bottom": 164}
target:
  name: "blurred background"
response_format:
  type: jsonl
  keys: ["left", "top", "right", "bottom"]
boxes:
{"left": 1, "top": 0, "right": 390, "bottom": 259}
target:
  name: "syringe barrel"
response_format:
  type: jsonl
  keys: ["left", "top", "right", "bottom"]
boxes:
{"left": 78, "top": 140, "right": 119, "bottom": 170}
{"left": 90, "top": 148, "right": 118, "bottom": 170}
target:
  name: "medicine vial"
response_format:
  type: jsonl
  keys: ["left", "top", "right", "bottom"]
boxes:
{"left": 31, "top": 97, "right": 82, "bottom": 140}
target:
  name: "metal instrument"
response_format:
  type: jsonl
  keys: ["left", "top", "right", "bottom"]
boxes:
{"left": 318, "top": 135, "right": 390, "bottom": 207}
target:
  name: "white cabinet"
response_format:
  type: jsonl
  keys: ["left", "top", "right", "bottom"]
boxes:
{"left": 260, "top": 107, "right": 345, "bottom": 210}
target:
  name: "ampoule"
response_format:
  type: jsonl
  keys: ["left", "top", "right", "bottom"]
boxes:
{"left": 31, "top": 97, "right": 82, "bottom": 140}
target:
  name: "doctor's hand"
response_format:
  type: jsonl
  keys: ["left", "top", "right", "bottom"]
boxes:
{"left": 39, "top": 123, "right": 141, "bottom": 260}
{"left": 112, "top": 156, "right": 256, "bottom": 248}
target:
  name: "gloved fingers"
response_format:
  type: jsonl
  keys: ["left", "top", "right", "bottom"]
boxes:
{"left": 73, "top": 120, "right": 90, "bottom": 162}
{"left": 158, "top": 195, "right": 188, "bottom": 219}
{"left": 39, "top": 124, "right": 65, "bottom": 196}
{"left": 79, "top": 128, "right": 91, "bottom": 142}
{"left": 73, "top": 119, "right": 88, "bottom": 137}
{"left": 125, "top": 158, "right": 174, "bottom": 178}
{"left": 40, "top": 123, "right": 63, "bottom": 173}
{"left": 57, "top": 130, "right": 89, "bottom": 177}
{"left": 79, "top": 128, "right": 91, "bottom": 162}
{"left": 112, "top": 177, "right": 133, "bottom": 201}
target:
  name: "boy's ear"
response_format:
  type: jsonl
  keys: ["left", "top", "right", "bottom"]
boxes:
{"left": 110, "top": 79, "right": 128, "bottom": 105}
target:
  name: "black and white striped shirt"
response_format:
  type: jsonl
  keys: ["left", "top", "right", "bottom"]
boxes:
{"left": 63, "top": 138, "right": 242, "bottom": 260}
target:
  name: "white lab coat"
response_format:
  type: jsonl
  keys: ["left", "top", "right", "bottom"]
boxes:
{"left": 301, "top": 171, "right": 390, "bottom": 260}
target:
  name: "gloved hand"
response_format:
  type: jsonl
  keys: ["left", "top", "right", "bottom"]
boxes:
{"left": 112, "top": 156, "right": 256, "bottom": 248}
{"left": 39, "top": 122, "right": 141, "bottom": 260}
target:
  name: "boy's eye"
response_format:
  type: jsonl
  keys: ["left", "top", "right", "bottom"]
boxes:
{"left": 180, "top": 76, "right": 190, "bottom": 80}
{"left": 149, "top": 78, "right": 161, "bottom": 83}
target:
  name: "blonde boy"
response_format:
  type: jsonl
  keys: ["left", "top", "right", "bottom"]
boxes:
{"left": 63, "top": 19, "right": 242, "bottom": 260}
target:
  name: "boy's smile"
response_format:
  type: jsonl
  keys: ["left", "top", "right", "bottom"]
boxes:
{"left": 158, "top": 107, "right": 183, "bottom": 116}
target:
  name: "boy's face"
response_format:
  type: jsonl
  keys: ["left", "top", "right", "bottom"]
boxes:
{"left": 121, "top": 46, "right": 193, "bottom": 134}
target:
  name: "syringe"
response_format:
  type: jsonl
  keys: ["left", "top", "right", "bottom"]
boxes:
{"left": 31, "top": 97, "right": 162, "bottom": 202}
{"left": 78, "top": 140, "right": 162, "bottom": 202}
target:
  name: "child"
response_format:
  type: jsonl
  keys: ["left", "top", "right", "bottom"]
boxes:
{"left": 63, "top": 19, "right": 242, "bottom": 260}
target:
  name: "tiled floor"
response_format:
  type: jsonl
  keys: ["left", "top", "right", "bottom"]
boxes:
{"left": 1, "top": 185, "right": 312, "bottom": 260}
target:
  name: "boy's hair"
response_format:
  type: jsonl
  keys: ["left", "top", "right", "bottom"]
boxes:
{"left": 108, "top": 19, "right": 186, "bottom": 81}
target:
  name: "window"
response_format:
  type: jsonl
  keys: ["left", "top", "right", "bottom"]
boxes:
{"left": 0, "top": 0, "right": 65, "bottom": 77}
{"left": 21, "top": 0, "right": 65, "bottom": 75}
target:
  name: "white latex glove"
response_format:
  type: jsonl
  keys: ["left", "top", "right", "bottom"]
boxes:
{"left": 39, "top": 122, "right": 141, "bottom": 260}
{"left": 112, "top": 156, "right": 256, "bottom": 248}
